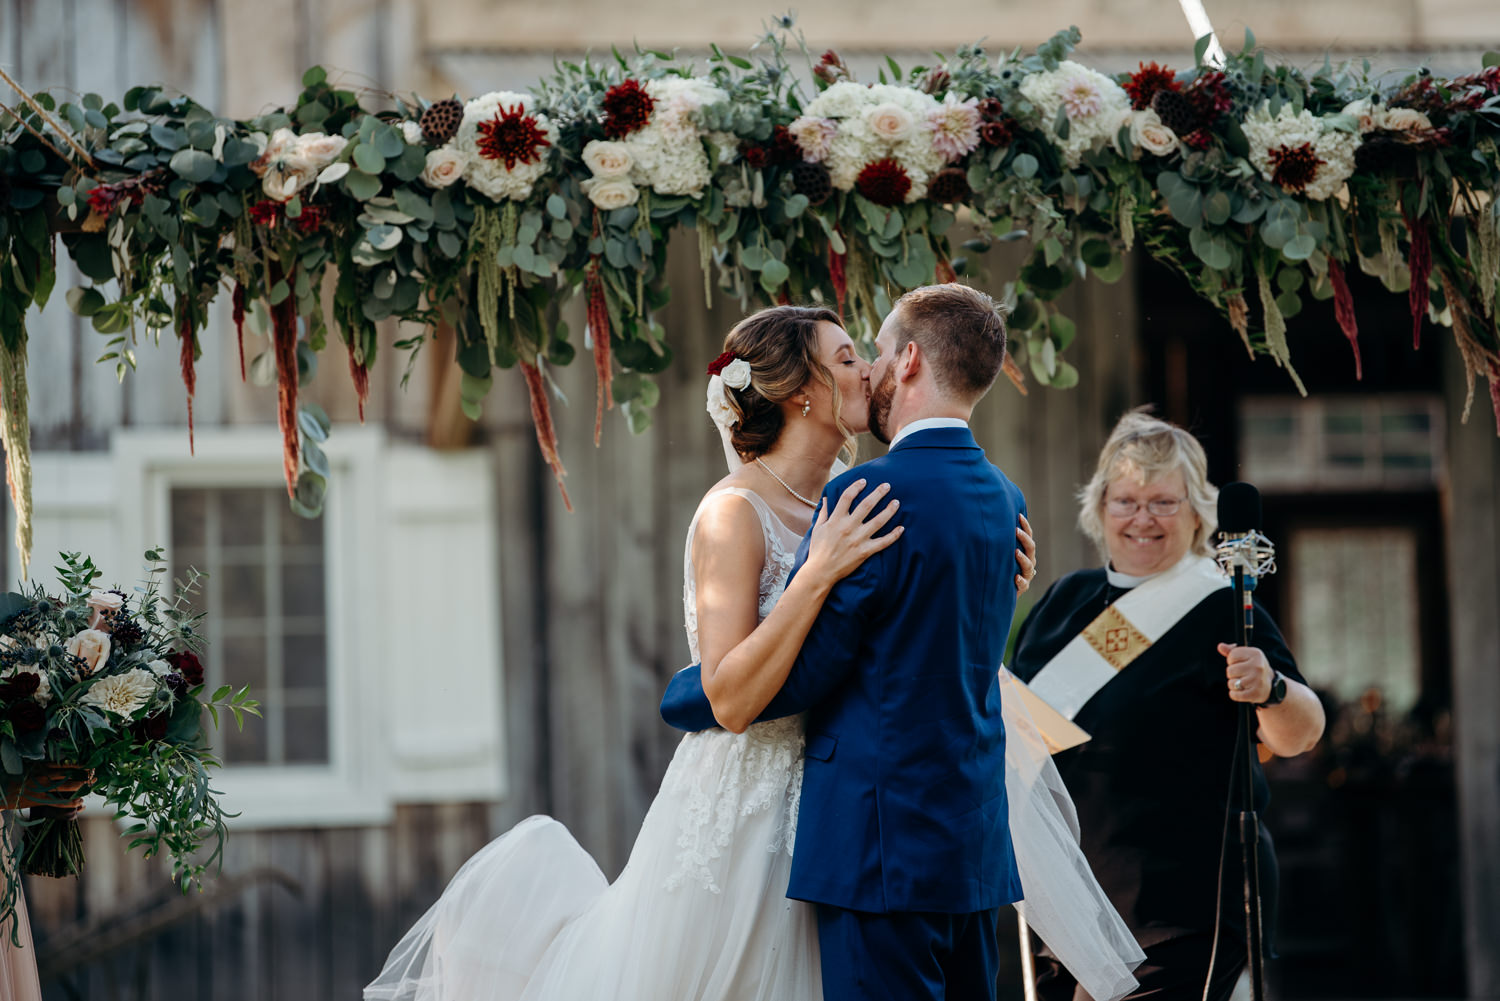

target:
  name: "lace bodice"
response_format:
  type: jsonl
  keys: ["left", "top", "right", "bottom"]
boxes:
{"left": 665, "top": 487, "right": 807, "bottom": 893}
{"left": 682, "top": 488, "right": 802, "bottom": 663}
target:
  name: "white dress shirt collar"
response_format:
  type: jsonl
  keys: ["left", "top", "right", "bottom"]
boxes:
{"left": 888, "top": 417, "right": 969, "bottom": 449}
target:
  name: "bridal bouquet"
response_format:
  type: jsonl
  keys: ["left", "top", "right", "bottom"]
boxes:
{"left": 0, "top": 549, "right": 258, "bottom": 937}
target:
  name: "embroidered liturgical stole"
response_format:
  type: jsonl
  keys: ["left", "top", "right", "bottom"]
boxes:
{"left": 1027, "top": 554, "right": 1229, "bottom": 720}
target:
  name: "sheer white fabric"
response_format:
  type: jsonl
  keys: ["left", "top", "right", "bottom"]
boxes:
{"left": 1000, "top": 669, "right": 1146, "bottom": 1001}
{"left": 365, "top": 488, "right": 820, "bottom": 1001}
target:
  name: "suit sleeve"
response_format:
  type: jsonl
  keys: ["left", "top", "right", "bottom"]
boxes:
{"left": 659, "top": 665, "right": 719, "bottom": 732}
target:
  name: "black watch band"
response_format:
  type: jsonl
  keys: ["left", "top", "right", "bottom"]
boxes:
{"left": 1257, "top": 670, "right": 1287, "bottom": 709}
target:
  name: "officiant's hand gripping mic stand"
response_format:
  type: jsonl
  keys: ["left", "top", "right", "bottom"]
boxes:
{"left": 1212, "top": 483, "right": 1277, "bottom": 1001}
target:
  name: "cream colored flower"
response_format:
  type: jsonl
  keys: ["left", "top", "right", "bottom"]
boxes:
{"left": 866, "top": 103, "right": 916, "bottom": 143}
{"left": 401, "top": 120, "right": 425, "bottom": 146}
{"left": 145, "top": 659, "right": 172, "bottom": 677}
{"left": 582, "top": 177, "right": 640, "bottom": 210}
{"left": 582, "top": 140, "right": 634, "bottom": 179}
{"left": 421, "top": 147, "right": 468, "bottom": 188}
{"left": 81, "top": 669, "right": 157, "bottom": 717}
{"left": 1341, "top": 99, "right": 1383, "bottom": 133}
{"left": 1130, "top": 109, "right": 1180, "bottom": 157}
{"left": 788, "top": 116, "right": 839, "bottom": 163}
{"left": 719, "top": 358, "right": 752, "bottom": 390}
{"left": 86, "top": 589, "right": 124, "bottom": 631}
{"left": 706, "top": 375, "right": 738, "bottom": 430}
{"left": 296, "top": 133, "right": 348, "bottom": 167}
{"left": 65, "top": 629, "right": 112, "bottom": 677}
{"left": 1383, "top": 107, "right": 1433, "bottom": 132}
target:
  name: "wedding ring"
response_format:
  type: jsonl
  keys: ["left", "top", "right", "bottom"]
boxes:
{"left": 1233, "top": 679, "right": 1244, "bottom": 691}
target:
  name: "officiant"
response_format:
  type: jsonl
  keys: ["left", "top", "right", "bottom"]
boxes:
{"left": 1011, "top": 410, "right": 1325, "bottom": 1001}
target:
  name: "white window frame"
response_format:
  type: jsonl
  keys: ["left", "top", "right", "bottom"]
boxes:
{"left": 17, "top": 427, "right": 507, "bottom": 830}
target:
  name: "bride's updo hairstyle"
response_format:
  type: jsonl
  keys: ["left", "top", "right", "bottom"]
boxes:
{"left": 719, "top": 305, "right": 845, "bottom": 461}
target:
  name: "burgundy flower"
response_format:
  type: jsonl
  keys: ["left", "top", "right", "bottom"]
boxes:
{"left": 602, "top": 79, "right": 655, "bottom": 138}
{"left": 0, "top": 672, "right": 40, "bottom": 703}
{"left": 814, "top": 50, "right": 851, "bottom": 86}
{"left": 927, "top": 166, "right": 972, "bottom": 204}
{"left": 1188, "top": 70, "right": 1233, "bottom": 124}
{"left": 1266, "top": 142, "right": 1325, "bottom": 194}
{"left": 979, "top": 120, "right": 1013, "bottom": 147}
{"left": 7, "top": 702, "right": 44, "bottom": 735}
{"left": 977, "top": 97, "right": 1006, "bottom": 122}
{"left": 855, "top": 158, "right": 912, "bottom": 207}
{"left": 134, "top": 712, "right": 169, "bottom": 743}
{"left": 706, "top": 351, "right": 739, "bottom": 376}
{"left": 742, "top": 144, "right": 771, "bottom": 169}
{"left": 769, "top": 125, "right": 801, "bottom": 166}
{"left": 1180, "top": 128, "right": 1213, "bottom": 151}
{"left": 476, "top": 104, "right": 552, "bottom": 169}
{"left": 248, "top": 200, "right": 283, "bottom": 227}
{"left": 291, "top": 203, "right": 330, "bottom": 234}
{"left": 1124, "top": 62, "right": 1181, "bottom": 112}
{"left": 166, "top": 651, "right": 204, "bottom": 688}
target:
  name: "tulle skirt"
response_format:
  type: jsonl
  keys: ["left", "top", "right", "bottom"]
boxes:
{"left": 365, "top": 716, "right": 819, "bottom": 1001}
{"left": 367, "top": 681, "right": 1143, "bottom": 1001}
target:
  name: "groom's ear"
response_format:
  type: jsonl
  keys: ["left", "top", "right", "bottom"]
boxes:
{"left": 897, "top": 340, "right": 922, "bottom": 383}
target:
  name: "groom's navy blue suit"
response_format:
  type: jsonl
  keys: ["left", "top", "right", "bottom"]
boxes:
{"left": 660, "top": 425, "right": 1027, "bottom": 1000}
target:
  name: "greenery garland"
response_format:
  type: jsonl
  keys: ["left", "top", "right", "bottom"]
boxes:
{"left": 1, "top": 21, "right": 1499, "bottom": 573}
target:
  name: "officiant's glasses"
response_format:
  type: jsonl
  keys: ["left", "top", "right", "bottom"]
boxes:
{"left": 1105, "top": 497, "right": 1185, "bottom": 518}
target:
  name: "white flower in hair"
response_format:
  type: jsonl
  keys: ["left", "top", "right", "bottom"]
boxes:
{"left": 706, "top": 375, "right": 738, "bottom": 430}
{"left": 719, "top": 358, "right": 753, "bottom": 390}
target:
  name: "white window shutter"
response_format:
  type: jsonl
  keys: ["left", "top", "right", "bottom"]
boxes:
{"left": 382, "top": 446, "right": 506, "bottom": 803}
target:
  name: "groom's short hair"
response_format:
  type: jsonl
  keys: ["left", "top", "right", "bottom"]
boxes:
{"left": 890, "top": 284, "right": 1008, "bottom": 404}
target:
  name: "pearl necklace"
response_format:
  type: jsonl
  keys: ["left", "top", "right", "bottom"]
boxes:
{"left": 755, "top": 457, "right": 818, "bottom": 509}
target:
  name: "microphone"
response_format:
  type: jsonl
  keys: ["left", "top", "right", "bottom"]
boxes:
{"left": 1214, "top": 482, "right": 1277, "bottom": 584}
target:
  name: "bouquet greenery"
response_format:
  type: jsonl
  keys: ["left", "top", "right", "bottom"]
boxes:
{"left": 0, "top": 550, "right": 258, "bottom": 939}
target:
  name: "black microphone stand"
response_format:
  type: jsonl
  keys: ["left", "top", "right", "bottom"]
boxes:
{"left": 1230, "top": 562, "right": 1266, "bottom": 1001}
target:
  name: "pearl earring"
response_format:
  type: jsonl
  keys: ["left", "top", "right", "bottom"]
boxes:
{"left": 802, "top": 399, "right": 811, "bottom": 417}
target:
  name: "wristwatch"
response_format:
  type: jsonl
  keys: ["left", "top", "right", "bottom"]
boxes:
{"left": 1256, "top": 671, "right": 1287, "bottom": 709}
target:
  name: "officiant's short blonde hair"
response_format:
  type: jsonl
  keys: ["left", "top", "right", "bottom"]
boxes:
{"left": 1077, "top": 409, "right": 1219, "bottom": 560}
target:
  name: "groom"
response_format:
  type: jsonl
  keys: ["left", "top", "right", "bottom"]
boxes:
{"left": 660, "top": 283, "right": 1027, "bottom": 1000}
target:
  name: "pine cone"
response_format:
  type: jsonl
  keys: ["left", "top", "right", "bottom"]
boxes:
{"left": 420, "top": 98, "right": 464, "bottom": 145}
{"left": 791, "top": 161, "right": 833, "bottom": 206}
{"left": 927, "top": 166, "right": 971, "bottom": 205}
{"left": 1151, "top": 89, "right": 1199, "bottom": 136}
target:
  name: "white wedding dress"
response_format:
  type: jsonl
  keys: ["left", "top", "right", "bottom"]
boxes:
{"left": 365, "top": 486, "right": 1141, "bottom": 1001}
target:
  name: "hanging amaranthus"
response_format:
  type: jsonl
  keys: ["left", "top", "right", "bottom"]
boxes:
{"left": 346, "top": 340, "right": 370, "bottom": 423}
{"left": 827, "top": 236, "right": 847, "bottom": 320}
{"left": 519, "top": 359, "right": 572, "bottom": 512}
{"left": 1226, "top": 292, "right": 1254, "bottom": 358}
{"left": 1001, "top": 353, "right": 1028, "bottom": 396}
{"left": 268, "top": 263, "right": 300, "bottom": 499}
{"left": 1256, "top": 259, "right": 1307, "bottom": 396}
{"left": 231, "top": 283, "right": 248, "bottom": 382}
{"left": 179, "top": 310, "right": 197, "bottom": 455}
{"left": 1328, "top": 260, "right": 1362, "bottom": 380}
{"left": 935, "top": 256, "right": 958, "bottom": 285}
{"left": 586, "top": 261, "right": 612, "bottom": 447}
{"left": 1405, "top": 213, "right": 1432, "bottom": 350}
{"left": 0, "top": 339, "right": 31, "bottom": 579}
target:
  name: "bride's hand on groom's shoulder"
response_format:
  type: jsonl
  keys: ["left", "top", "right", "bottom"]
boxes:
{"left": 1015, "top": 513, "right": 1037, "bottom": 596}
{"left": 803, "top": 479, "right": 903, "bottom": 587}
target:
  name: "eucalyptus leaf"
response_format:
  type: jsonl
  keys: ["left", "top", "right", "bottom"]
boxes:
{"left": 168, "top": 148, "right": 216, "bottom": 183}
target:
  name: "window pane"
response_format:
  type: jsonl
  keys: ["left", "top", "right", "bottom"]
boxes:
{"left": 220, "top": 561, "right": 267, "bottom": 620}
{"left": 221, "top": 710, "right": 269, "bottom": 764}
{"left": 280, "top": 509, "right": 323, "bottom": 548}
{"left": 281, "top": 561, "right": 325, "bottom": 618}
{"left": 219, "top": 489, "right": 265, "bottom": 546}
{"left": 283, "top": 704, "right": 329, "bottom": 763}
{"left": 171, "top": 489, "right": 206, "bottom": 549}
{"left": 220, "top": 634, "right": 268, "bottom": 693}
{"left": 283, "top": 634, "right": 327, "bottom": 696}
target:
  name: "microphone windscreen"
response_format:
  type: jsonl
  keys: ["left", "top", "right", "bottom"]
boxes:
{"left": 1217, "top": 481, "right": 1261, "bottom": 533}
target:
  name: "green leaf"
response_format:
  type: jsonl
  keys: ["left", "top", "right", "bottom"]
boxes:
{"left": 65, "top": 287, "right": 106, "bottom": 317}
{"left": 302, "top": 438, "right": 331, "bottom": 479}
{"left": 1193, "top": 32, "right": 1213, "bottom": 67}
{"left": 297, "top": 407, "right": 329, "bottom": 443}
{"left": 302, "top": 65, "right": 328, "bottom": 87}
{"left": 1049, "top": 359, "right": 1080, "bottom": 390}
{"left": 1049, "top": 314, "right": 1077, "bottom": 351}
{"left": 1282, "top": 234, "right": 1317, "bottom": 261}
{"left": 168, "top": 148, "right": 216, "bottom": 183}
{"left": 1011, "top": 153, "right": 1039, "bottom": 179}
{"left": 373, "top": 124, "right": 406, "bottom": 159}
{"left": 546, "top": 194, "right": 568, "bottom": 220}
{"left": 353, "top": 144, "right": 387, "bottom": 174}
{"left": 1202, "top": 191, "right": 1232, "bottom": 226}
{"left": 345, "top": 170, "right": 382, "bottom": 200}
{"left": 760, "top": 257, "right": 791, "bottom": 293}
{"left": 1484, "top": 51, "right": 1500, "bottom": 69}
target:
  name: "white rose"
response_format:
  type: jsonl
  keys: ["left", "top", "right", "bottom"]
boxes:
{"left": 720, "top": 358, "right": 753, "bottom": 390}
{"left": 422, "top": 147, "right": 468, "bottom": 188}
{"left": 146, "top": 659, "right": 173, "bottom": 677}
{"left": 706, "top": 375, "right": 739, "bottom": 430}
{"left": 1383, "top": 107, "right": 1432, "bottom": 132}
{"left": 582, "top": 140, "right": 634, "bottom": 179}
{"left": 296, "top": 133, "right": 348, "bottom": 167}
{"left": 1130, "top": 109, "right": 1179, "bottom": 157}
{"left": 261, "top": 154, "right": 319, "bottom": 201}
{"left": 866, "top": 103, "right": 915, "bottom": 142}
{"left": 402, "top": 120, "right": 425, "bottom": 146}
{"left": 257, "top": 128, "right": 297, "bottom": 164}
{"left": 65, "top": 629, "right": 112, "bottom": 677}
{"left": 582, "top": 177, "right": 640, "bottom": 211}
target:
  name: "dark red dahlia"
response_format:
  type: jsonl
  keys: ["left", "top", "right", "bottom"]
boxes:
{"left": 856, "top": 158, "right": 911, "bottom": 207}
{"left": 742, "top": 144, "right": 771, "bottom": 169}
{"left": 7, "top": 701, "right": 43, "bottom": 734}
{"left": 1188, "top": 70, "right": 1234, "bottom": 124}
{"left": 706, "top": 351, "right": 738, "bottom": 376}
{"left": 1267, "top": 142, "right": 1324, "bottom": 194}
{"left": 979, "top": 119, "right": 1013, "bottom": 147}
{"left": 249, "top": 200, "right": 283, "bottom": 227}
{"left": 166, "top": 650, "right": 205, "bottom": 688}
{"left": 602, "top": 79, "right": 655, "bottom": 138}
{"left": 476, "top": 104, "right": 552, "bottom": 169}
{"left": 1124, "top": 61, "right": 1181, "bottom": 111}
{"left": 770, "top": 125, "right": 801, "bottom": 166}
{"left": 977, "top": 97, "right": 1006, "bottom": 122}
{"left": 291, "top": 203, "right": 330, "bottom": 234}
{"left": 134, "top": 712, "right": 170, "bottom": 742}
{"left": 927, "top": 166, "right": 971, "bottom": 204}
{"left": 0, "top": 671, "right": 40, "bottom": 703}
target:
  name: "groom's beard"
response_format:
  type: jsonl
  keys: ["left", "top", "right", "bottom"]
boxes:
{"left": 868, "top": 366, "right": 896, "bottom": 445}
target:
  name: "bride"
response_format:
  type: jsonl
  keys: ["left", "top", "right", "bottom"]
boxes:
{"left": 365, "top": 305, "right": 1141, "bottom": 1001}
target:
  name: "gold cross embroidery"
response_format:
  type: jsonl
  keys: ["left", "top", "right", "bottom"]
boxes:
{"left": 1081, "top": 606, "right": 1151, "bottom": 671}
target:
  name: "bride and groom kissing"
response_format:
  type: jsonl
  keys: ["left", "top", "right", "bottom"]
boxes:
{"left": 367, "top": 284, "right": 1142, "bottom": 1001}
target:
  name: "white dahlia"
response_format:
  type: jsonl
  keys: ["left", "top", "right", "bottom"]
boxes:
{"left": 1242, "top": 104, "right": 1360, "bottom": 201}
{"left": 454, "top": 91, "right": 557, "bottom": 202}
{"left": 1018, "top": 61, "right": 1131, "bottom": 167}
{"left": 81, "top": 669, "right": 159, "bottom": 718}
